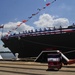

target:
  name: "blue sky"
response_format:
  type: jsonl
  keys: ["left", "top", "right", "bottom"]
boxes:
{"left": 0, "top": 0, "right": 75, "bottom": 51}
{"left": 0, "top": 0, "right": 75, "bottom": 25}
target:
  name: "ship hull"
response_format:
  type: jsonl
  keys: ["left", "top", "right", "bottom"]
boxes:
{"left": 1, "top": 31, "right": 75, "bottom": 59}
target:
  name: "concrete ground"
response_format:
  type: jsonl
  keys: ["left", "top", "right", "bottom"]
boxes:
{"left": 0, "top": 61, "right": 75, "bottom": 75}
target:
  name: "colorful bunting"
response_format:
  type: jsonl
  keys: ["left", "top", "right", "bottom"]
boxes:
{"left": 37, "top": 8, "right": 42, "bottom": 11}
{"left": 6, "top": 0, "right": 57, "bottom": 35}
{"left": 17, "top": 24, "right": 21, "bottom": 27}
{"left": 43, "top": 7, "right": 46, "bottom": 9}
{"left": 46, "top": 3, "right": 50, "bottom": 6}
{"left": 32, "top": 14, "right": 36, "bottom": 16}
{"left": 28, "top": 16, "right": 32, "bottom": 19}
{"left": 17, "top": 23, "right": 23, "bottom": 26}
{"left": 36, "top": 12, "right": 39, "bottom": 15}
{"left": 22, "top": 20, "right": 27, "bottom": 23}
{"left": 51, "top": 0, "right": 56, "bottom": 3}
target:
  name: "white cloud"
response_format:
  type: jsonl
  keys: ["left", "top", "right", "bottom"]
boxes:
{"left": 34, "top": 14, "right": 69, "bottom": 28}
{"left": 2, "top": 21, "right": 35, "bottom": 34}
{"left": 53, "top": 18, "right": 69, "bottom": 28}
{"left": 16, "top": 23, "right": 34, "bottom": 32}
{"left": 4, "top": 22, "right": 18, "bottom": 31}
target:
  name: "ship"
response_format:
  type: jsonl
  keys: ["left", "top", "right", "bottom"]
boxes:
{"left": 1, "top": 23, "right": 75, "bottom": 61}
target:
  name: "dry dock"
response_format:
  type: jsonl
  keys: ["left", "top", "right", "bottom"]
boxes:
{"left": 0, "top": 61, "right": 75, "bottom": 75}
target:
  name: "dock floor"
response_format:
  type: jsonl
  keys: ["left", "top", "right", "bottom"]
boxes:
{"left": 0, "top": 61, "right": 75, "bottom": 75}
